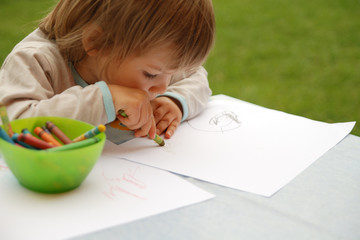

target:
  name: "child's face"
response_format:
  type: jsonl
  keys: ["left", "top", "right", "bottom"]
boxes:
{"left": 102, "top": 45, "right": 177, "bottom": 100}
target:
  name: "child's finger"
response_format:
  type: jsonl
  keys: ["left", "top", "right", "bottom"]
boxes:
{"left": 156, "top": 115, "right": 180, "bottom": 137}
{"left": 156, "top": 118, "right": 171, "bottom": 135}
{"left": 147, "top": 118, "right": 157, "bottom": 139}
{"left": 153, "top": 106, "right": 166, "bottom": 124}
{"left": 133, "top": 116, "right": 156, "bottom": 139}
{"left": 118, "top": 111, "right": 141, "bottom": 130}
{"left": 118, "top": 100, "right": 153, "bottom": 130}
{"left": 164, "top": 120, "right": 180, "bottom": 139}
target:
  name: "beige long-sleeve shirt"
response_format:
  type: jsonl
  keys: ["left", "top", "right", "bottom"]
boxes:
{"left": 0, "top": 29, "right": 211, "bottom": 126}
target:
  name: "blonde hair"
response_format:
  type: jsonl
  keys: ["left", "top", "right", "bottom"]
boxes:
{"left": 39, "top": 0, "right": 215, "bottom": 71}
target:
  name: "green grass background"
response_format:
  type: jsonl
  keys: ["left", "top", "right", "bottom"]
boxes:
{"left": 1, "top": 0, "right": 359, "bottom": 136}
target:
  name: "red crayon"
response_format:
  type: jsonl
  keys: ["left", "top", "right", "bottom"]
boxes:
{"left": 17, "top": 133, "right": 54, "bottom": 149}
{"left": 34, "top": 127, "right": 62, "bottom": 147}
{"left": 46, "top": 121, "right": 72, "bottom": 144}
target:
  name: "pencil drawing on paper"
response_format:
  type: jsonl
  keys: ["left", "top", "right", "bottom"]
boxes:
{"left": 187, "top": 110, "right": 242, "bottom": 133}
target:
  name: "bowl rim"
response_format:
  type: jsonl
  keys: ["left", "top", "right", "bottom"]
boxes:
{"left": 0, "top": 116, "right": 106, "bottom": 153}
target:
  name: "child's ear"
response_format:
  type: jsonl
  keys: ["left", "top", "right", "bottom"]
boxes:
{"left": 82, "top": 24, "right": 103, "bottom": 56}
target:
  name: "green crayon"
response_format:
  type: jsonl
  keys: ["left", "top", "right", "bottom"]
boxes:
{"left": 0, "top": 102, "right": 13, "bottom": 136}
{"left": 153, "top": 134, "right": 165, "bottom": 146}
{"left": 118, "top": 109, "right": 128, "bottom": 118}
{"left": 46, "top": 137, "right": 100, "bottom": 152}
{"left": 0, "top": 126, "right": 14, "bottom": 144}
{"left": 118, "top": 109, "right": 165, "bottom": 146}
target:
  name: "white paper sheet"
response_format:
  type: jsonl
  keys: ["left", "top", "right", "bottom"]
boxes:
{"left": 105, "top": 95, "right": 355, "bottom": 197}
{"left": 0, "top": 154, "right": 213, "bottom": 240}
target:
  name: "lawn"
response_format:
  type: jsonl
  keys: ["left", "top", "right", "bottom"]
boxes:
{"left": 1, "top": 0, "right": 359, "bottom": 135}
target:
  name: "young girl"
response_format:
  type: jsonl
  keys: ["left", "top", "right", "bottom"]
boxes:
{"left": 0, "top": 0, "right": 215, "bottom": 141}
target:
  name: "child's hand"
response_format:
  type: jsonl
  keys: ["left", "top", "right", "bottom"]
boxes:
{"left": 151, "top": 96, "right": 182, "bottom": 139}
{"left": 108, "top": 85, "right": 156, "bottom": 139}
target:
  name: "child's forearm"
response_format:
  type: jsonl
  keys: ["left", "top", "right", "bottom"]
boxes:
{"left": 2, "top": 85, "right": 109, "bottom": 126}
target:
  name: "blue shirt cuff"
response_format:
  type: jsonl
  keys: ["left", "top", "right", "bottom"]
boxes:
{"left": 95, "top": 81, "right": 116, "bottom": 123}
{"left": 158, "top": 92, "right": 188, "bottom": 122}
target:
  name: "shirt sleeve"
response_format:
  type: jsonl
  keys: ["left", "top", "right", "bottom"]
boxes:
{"left": 159, "top": 66, "right": 212, "bottom": 121}
{"left": 95, "top": 81, "right": 116, "bottom": 122}
{"left": 0, "top": 46, "right": 111, "bottom": 125}
{"left": 158, "top": 91, "right": 189, "bottom": 122}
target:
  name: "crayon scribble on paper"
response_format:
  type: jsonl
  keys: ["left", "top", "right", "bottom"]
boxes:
{"left": 102, "top": 165, "right": 147, "bottom": 201}
{"left": 0, "top": 157, "right": 8, "bottom": 172}
{"left": 0, "top": 159, "right": 10, "bottom": 182}
{"left": 0, "top": 164, "right": 8, "bottom": 171}
{"left": 187, "top": 110, "right": 241, "bottom": 133}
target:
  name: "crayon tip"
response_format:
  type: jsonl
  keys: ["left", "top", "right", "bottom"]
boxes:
{"left": 153, "top": 134, "right": 165, "bottom": 146}
{"left": 159, "top": 139, "right": 165, "bottom": 146}
{"left": 98, "top": 124, "right": 106, "bottom": 132}
{"left": 118, "top": 109, "right": 128, "bottom": 118}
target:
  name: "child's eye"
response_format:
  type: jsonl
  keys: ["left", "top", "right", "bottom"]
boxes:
{"left": 143, "top": 71, "right": 158, "bottom": 79}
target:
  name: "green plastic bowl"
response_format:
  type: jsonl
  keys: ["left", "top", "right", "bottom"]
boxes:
{"left": 0, "top": 116, "right": 106, "bottom": 193}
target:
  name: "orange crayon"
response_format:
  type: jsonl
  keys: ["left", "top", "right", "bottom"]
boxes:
{"left": 17, "top": 133, "right": 55, "bottom": 149}
{"left": 34, "top": 127, "right": 62, "bottom": 147}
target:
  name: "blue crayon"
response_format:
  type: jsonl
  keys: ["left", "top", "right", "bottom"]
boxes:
{"left": 21, "top": 128, "right": 31, "bottom": 135}
{"left": 73, "top": 124, "right": 106, "bottom": 142}
{"left": 0, "top": 126, "right": 15, "bottom": 144}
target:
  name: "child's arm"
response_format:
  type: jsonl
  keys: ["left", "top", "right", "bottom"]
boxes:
{"left": 152, "top": 66, "right": 212, "bottom": 138}
{"left": 0, "top": 41, "right": 110, "bottom": 126}
{"left": 0, "top": 52, "right": 156, "bottom": 139}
